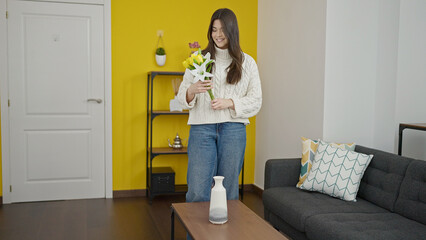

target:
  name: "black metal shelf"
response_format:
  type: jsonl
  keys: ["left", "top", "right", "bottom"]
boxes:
{"left": 146, "top": 71, "right": 187, "bottom": 203}
{"left": 149, "top": 147, "right": 188, "bottom": 159}
{"left": 150, "top": 110, "right": 189, "bottom": 120}
{"left": 150, "top": 71, "right": 185, "bottom": 79}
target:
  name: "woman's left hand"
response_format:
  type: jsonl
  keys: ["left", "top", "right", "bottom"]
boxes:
{"left": 211, "top": 98, "right": 235, "bottom": 110}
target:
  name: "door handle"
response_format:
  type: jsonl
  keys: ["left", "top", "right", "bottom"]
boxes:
{"left": 87, "top": 98, "right": 103, "bottom": 104}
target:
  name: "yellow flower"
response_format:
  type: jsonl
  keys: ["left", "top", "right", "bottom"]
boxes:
{"left": 188, "top": 57, "right": 194, "bottom": 66}
{"left": 196, "top": 54, "right": 204, "bottom": 64}
{"left": 191, "top": 55, "right": 198, "bottom": 64}
{"left": 183, "top": 59, "right": 190, "bottom": 69}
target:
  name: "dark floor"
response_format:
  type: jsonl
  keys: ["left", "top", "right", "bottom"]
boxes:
{"left": 0, "top": 191, "right": 264, "bottom": 240}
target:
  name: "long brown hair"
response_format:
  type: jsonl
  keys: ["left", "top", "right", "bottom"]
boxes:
{"left": 202, "top": 8, "right": 244, "bottom": 85}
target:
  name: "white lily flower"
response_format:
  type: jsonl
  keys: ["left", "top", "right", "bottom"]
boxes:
{"left": 204, "top": 52, "right": 211, "bottom": 62}
{"left": 189, "top": 52, "right": 215, "bottom": 83}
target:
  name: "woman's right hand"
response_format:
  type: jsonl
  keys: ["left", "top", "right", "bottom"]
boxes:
{"left": 186, "top": 80, "right": 213, "bottom": 103}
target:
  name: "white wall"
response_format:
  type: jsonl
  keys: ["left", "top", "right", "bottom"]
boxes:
{"left": 323, "top": 0, "right": 400, "bottom": 147}
{"left": 256, "top": 0, "right": 327, "bottom": 188}
{"left": 324, "top": 0, "right": 426, "bottom": 158}
{"left": 256, "top": 0, "right": 426, "bottom": 189}
{"left": 394, "top": 0, "right": 426, "bottom": 159}
{"left": 373, "top": 0, "right": 400, "bottom": 152}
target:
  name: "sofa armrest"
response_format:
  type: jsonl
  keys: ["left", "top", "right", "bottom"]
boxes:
{"left": 264, "top": 158, "right": 301, "bottom": 190}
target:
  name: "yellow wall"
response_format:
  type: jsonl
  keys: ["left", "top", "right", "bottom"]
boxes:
{"left": 0, "top": 0, "right": 258, "bottom": 196}
{"left": 112, "top": 0, "right": 258, "bottom": 191}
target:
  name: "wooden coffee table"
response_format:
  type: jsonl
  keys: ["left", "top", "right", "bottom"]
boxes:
{"left": 171, "top": 200, "right": 288, "bottom": 240}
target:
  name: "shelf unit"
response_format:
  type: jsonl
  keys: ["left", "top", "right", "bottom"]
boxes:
{"left": 146, "top": 71, "right": 244, "bottom": 203}
{"left": 146, "top": 71, "right": 187, "bottom": 202}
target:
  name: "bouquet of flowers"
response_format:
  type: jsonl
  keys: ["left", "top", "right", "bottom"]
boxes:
{"left": 182, "top": 49, "right": 215, "bottom": 100}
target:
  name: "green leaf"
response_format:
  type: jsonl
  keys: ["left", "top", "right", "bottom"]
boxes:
{"left": 206, "top": 60, "right": 214, "bottom": 72}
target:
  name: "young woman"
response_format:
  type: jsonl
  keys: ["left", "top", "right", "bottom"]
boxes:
{"left": 178, "top": 8, "right": 262, "bottom": 203}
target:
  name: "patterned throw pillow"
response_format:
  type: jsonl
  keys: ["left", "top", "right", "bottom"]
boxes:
{"left": 299, "top": 140, "right": 373, "bottom": 201}
{"left": 296, "top": 137, "right": 356, "bottom": 187}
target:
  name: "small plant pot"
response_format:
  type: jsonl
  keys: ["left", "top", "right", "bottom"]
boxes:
{"left": 155, "top": 54, "right": 166, "bottom": 66}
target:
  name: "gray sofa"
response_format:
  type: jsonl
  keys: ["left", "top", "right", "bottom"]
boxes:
{"left": 263, "top": 145, "right": 426, "bottom": 240}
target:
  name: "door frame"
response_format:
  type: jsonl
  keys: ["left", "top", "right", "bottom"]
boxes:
{"left": 0, "top": 0, "right": 113, "bottom": 203}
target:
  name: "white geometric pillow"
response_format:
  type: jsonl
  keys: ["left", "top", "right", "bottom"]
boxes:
{"left": 299, "top": 140, "right": 373, "bottom": 201}
{"left": 296, "top": 137, "right": 356, "bottom": 188}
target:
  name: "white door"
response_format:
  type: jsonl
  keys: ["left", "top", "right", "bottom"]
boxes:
{"left": 8, "top": 0, "right": 105, "bottom": 202}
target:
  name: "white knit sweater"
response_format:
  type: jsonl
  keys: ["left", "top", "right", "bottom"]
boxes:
{"left": 177, "top": 47, "right": 262, "bottom": 125}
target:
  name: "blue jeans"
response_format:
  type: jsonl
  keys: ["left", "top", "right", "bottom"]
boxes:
{"left": 186, "top": 122, "right": 246, "bottom": 202}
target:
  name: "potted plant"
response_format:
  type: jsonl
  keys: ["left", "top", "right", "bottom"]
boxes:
{"left": 155, "top": 47, "right": 166, "bottom": 66}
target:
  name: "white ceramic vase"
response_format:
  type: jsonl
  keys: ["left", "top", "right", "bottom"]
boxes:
{"left": 169, "top": 95, "right": 183, "bottom": 112}
{"left": 155, "top": 54, "right": 166, "bottom": 66}
{"left": 209, "top": 176, "right": 228, "bottom": 224}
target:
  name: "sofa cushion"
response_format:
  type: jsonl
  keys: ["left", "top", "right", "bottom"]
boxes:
{"left": 395, "top": 159, "right": 426, "bottom": 225}
{"left": 296, "top": 137, "right": 356, "bottom": 187}
{"left": 305, "top": 212, "right": 426, "bottom": 240}
{"left": 300, "top": 141, "right": 373, "bottom": 201}
{"left": 264, "top": 209, "right": 310, "bottom": 240}
{"left": 355, "top": 145, "right": 413, "bottom": 211}
{"left": 262, "top": 187, "right": 388, "bottom": 232}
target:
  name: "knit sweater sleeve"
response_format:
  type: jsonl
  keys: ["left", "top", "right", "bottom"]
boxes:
{"left": 230, "top": 57, "right": 262, "bottom": 119}
{"left": 177, "top": 69, "right": 197, "bottom": 109}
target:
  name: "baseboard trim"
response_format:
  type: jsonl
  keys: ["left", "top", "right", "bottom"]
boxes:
{"left": 113, "top": 189, "right": 146, "bottom": 198}
{"left": 251, "top": 184, "right": 264, "bottom": 197}
{"left": 241, "top": 184, "right": 253, "bottom": 192}
{"left": 113, "top": 184, "right": 263, "bottom": 199}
